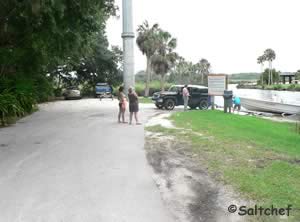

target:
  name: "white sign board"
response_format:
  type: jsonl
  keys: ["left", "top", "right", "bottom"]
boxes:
{"left": 208, "top": 74, "right": 227, "bottom": 96}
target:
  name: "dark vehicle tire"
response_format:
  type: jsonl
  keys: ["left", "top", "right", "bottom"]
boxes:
{"left": 199, "top": 100, "right": 208, "bottom": 110}
{"left": 164, "top": 99, "right": 175, "bottom": 110}
{"left": 155, "top": 104, "right": 163, "bottom": 109}
{"left": 189, "top": 105, "right": 197, "bottom": 109}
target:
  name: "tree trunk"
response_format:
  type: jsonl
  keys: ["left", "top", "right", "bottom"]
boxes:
{"left": 160, "top": 75, "right": 165, "bottom": 92}
{"left": 261, "top": 64, "right": 264, "bottom": 85}
{"left": 144, "top": 57, "right": 151, "bottom": 97}
{"left": 57, "top": 75, "right": 61, "bottom": 89}
{"left": 268, "top": 61, "right": 271, "bottom": 85}
{"left": 149, "top": 68, "right": 153, "bottom": 82}
{"left": 270, "top": 62, "right": 273, "bottom": 85}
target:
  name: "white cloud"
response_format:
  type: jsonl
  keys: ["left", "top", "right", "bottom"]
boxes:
{"left": 107, "top": 0, "right": 300, "bottom": 74}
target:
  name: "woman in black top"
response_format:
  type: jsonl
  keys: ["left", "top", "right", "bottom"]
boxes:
{"left": 128, "top": 87, "right": 141, "bottom": 125}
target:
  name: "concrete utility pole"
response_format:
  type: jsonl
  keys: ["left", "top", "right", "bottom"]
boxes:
{"left": 122, "top": 0, "right": 135, "bottom": 93}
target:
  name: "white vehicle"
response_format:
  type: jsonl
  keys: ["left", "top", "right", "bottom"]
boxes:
{"left": 63, "top": 87, "right": 82, "bottom": 100}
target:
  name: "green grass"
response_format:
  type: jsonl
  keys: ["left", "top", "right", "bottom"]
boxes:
{"left": 138, "top": 97, "right": 153, "bottom": 104}
{"left": 148, "top": 111, "right": 300, "bottom": 219}
{"left": 171, "top": 111, "right": 300, "bottom": 156}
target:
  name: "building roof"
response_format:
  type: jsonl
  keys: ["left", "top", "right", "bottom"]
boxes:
{"left": 280, "top": 72, "right": 295, "bottom": 77}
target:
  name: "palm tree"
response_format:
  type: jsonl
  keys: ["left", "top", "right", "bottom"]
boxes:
{"left": 257, "top": 55, "right": 265, "bottom": 85}
{"left": 151, "top": 30, "right": 178, "bottom": 91}
{"left": 263, "top": 49, "right": 276, "bottom": 85}
{"left": 198, "top": 58, "right": 211, "bottom": 86}
{"left": 170, "top": 57, "right": 193, "bottom": 84}
{"left": 136, "top": 21, "right": 159, "bottom": 96}
{"left": 171, "top": 56, "right": 185, "bottom": 83}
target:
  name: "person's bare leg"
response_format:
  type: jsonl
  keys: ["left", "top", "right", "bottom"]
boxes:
{"left": 122, "top": 110, "right": 125, "bottom": 123}
{"left": 129, "top": 112, "right": 133, "bottom": 124}
{"left": 118, "top": 108, "right": 121, "bottom": 123}
{"left": 135, "top": 112, "right": 141, "bottom": 125}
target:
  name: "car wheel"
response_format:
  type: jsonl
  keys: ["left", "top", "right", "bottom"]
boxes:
{"left": 199, "top": 100, "right": 208, "bottom": 110}
{"left": 164, "top": 99, "right": 175, "bottom": 110}
{"left": 155, "top": 104, "right": 163, "bottom": 109}
{"left": 189, "top": 105, "right": 197, "bottom": 109}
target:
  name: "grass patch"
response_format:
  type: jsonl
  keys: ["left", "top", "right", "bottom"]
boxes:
{"left": 139, "top": 97, "right": 153, "bottom": 104}
{"left": 150, "top": 111, "right": 300, "bottom": 219}
{"left": 171, "top": 111, "right": 300, "bottom": 157}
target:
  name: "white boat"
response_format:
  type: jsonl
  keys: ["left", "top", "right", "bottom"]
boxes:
{"left": 240, "top": 97, "right": 300, "bottom": 115}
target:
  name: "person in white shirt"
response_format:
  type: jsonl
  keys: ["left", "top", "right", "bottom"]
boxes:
{"left": 182, "top": 85, "right": 190, "bottom": 111}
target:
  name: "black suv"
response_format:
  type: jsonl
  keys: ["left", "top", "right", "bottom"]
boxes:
{"left": 152, "top": 85, "right": 210, "bottom": 110}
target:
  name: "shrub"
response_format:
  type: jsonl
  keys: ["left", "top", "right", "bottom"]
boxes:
{"left": 0, "top": 91, "right": 24, "bottom": 125}
{"left": 16, "top": 91, "right": 36, "bottom": 113}
{"left": 272, "top": 84, "right": 283, "bottom": 90}
{"left": 81, "top": 84, "right": 95, "bottom": 97}
{"left": 135, "top": 81, "right": 172, "bottom": 96}
{"left": 287, "top": 84, "right": 300, "bottom": 91}
{"left": 33, "top": 76, "right": 54, "bottom": 102}
{"left": 54, "top": 88, "right": 63, "bottom": 97}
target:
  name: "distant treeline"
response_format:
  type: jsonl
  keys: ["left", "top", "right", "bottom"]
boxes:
{"left": 229, "top": 73, "right": 260, "bottom": 81}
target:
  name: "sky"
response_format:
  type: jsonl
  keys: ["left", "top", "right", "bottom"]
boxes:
{"left": 106, "top": 0, "right": 300, "bottom": 74}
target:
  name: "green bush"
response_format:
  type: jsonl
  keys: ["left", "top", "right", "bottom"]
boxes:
{"left": 0, "top": 77, "right": 37, "bottom": 125}
{"left": 16, "top": 91, "right": 36, "bottom": 113}
{"left": 135, "top": 81, "right": 172, "bottom": 96}
{"left": 81, "top": 84, "right": 95, "bottom": 97}
{"left": 272, "top": 84, "right": 283, "bottom": 90}
{"left": 54, "top": 88, "right": 63, "bottom": 97}
{"left": 288, "top": 84, "right": 300, "bottom": 91}
{"left": 33, "top": 76, "right": 54, "bottom": 102}
{"left": 0, "top": 91, "right": 24, "bottom": 125}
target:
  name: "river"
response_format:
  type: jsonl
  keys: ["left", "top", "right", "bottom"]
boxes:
{"left": 215, "top": 84, "right": 300, "bottom": 107}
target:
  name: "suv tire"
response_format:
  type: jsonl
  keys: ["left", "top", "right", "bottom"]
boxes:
{"left": 164, "top": 99, "right": 175, "bottom": 110}
{"left": 155, "top": 104, "right": 163, "bottom": 109}
{"left": 189, "top": 105, "right": 197, "bottom": 109}
{"left": 199, "top": 100, "right": 208, "bottom": 110}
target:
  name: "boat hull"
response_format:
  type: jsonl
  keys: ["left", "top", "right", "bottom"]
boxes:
{"left": 240, "top": 97, "right": 300, "bottom": 114}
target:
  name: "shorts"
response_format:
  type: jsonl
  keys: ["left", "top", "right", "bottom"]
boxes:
{"left": 234, "top": 104, "right": 241, "bottom": 110}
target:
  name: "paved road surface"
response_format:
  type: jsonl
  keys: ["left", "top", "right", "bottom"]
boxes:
{"left": 0, "top": 99, "right": 174, "bottom": 222}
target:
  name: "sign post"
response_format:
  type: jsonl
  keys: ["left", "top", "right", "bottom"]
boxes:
{"left": 208, "top": 74, "right": 227, "bottom": 110}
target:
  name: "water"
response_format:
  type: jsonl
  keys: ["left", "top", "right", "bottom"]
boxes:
{"left": 214, "top": 84, "right": 300, "bottom": 107}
